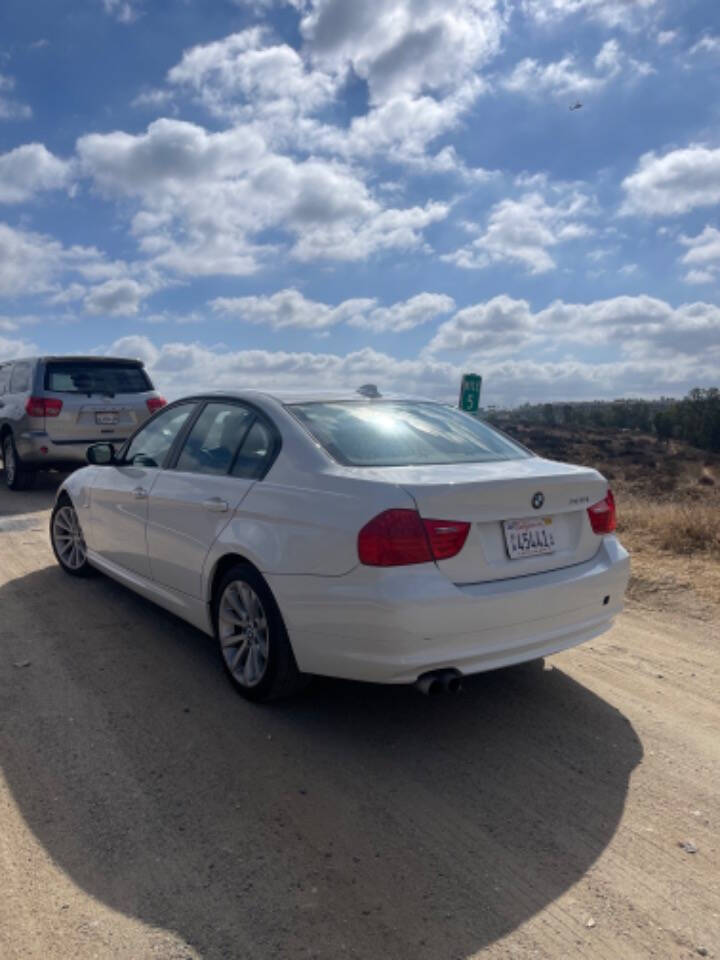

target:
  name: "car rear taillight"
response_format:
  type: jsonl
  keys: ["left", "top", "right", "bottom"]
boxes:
{"left": 25, "top": 396, "right": 63, "bottom": 418}
{"left": 587, "top": 489, "right": 616, "bottom": 535}
{"left": 358, "top": 509, "right": 470, "bottom": 567}
{"left": 147, "top": 396, "right": 166, "bottom": 414}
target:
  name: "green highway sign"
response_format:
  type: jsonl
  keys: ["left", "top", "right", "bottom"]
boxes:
{"left": 459, "top": 373, "right": 482, "bottom": 413}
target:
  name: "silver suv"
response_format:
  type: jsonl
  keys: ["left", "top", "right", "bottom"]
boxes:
{"left": 0, "top": 355, "right": 165, "bottom": 490}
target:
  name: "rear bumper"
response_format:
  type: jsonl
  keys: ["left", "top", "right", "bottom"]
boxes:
{"left": 14, "top": 431, "right": 128, "bottom": 467}
{"left": 267, "top": 537, "right": 630, "bottom": 684}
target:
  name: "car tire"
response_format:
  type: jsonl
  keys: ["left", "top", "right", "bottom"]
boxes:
{"left": 50, "top": 494, "right": 96, "bottom": 578}
{"left": 214, "top": 562, "right": 308, "bottom": 702}
{"left": 2, "top": 433, "right": 36, "bottom": 491}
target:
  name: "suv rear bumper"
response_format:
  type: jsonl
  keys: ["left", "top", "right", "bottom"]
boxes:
{"left": 14, "top": 431, "right": 128, "bottom": 468}
{"left": 268, "top": 536, "right": 631, "bottom": 684}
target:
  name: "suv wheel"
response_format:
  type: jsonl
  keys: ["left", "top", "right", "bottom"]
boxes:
{"left": 214, "top": 562, "right": 308, "bottom": 702}
{"left": 2, "top": 433, "right": 35, "bottom": 491}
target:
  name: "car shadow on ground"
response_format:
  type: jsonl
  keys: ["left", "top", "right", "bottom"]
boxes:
{"left": 0, "top": 565, "right": 642, "bottom": 960}
{"left": 0, "top": 469, "right": 66, "bottom": 520}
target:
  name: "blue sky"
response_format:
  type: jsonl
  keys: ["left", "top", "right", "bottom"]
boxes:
{"left": 1, "top": 0, "right": 719, "bottom": 405}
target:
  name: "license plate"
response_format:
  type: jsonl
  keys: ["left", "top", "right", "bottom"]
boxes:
{"left": 503, "top": 516, "right": 556, "bottom": 559}
{"left": 95, "top": 411, "right": 118, "bottom": 425}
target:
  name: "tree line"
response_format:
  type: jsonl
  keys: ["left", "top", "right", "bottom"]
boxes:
{"left": 486, "top": 388, "right": 720, "bottom": 453}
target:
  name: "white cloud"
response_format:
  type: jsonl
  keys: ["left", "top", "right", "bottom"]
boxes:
{"left": 350, "top": 292, "right": 455, "bottom": 332}
{"left": 83, "top": 278, "right": 148, "bottom": 316}
{"left": 0, "top": 222, "right": 68, "bottom": 296}
{"left": 77, "top": 117, "right": 449, "bottom": 275}
{"left": 210, "top": 289, "right": 455, "bottom": 332}
{"left": 503, "top": 39, "right": 652, "bottom": 101}
{"left": 684, "top": 269, "right": 715, "bottom": 285}
{"left": 678, "top": 226, "right": 720, "bottom": 285}
{"left": 0, "top": 73, "right": 32, "bottom": 120}
{"left": 297, "top": 0, "right": 507, "bottom": 103}
{"left": 0, "top": 221, "right": 158, "bottom": 316}
{"left": 443, "top": 178, "right": 594, "bottom": 274}
{"left": 101, "top": 0, "right": 141, "bottom": 23}
{"left": 0, "top": 334, "right": 36, "bottom": 359}
{"left": 108, "top": 335, "right": 460, "bottom": 399}
{"left": 521, "top": 0, "right": 660, "bottom": 30}
{"left": 656, "top": 30, "right": 678, "bottom": 46}
{"left": 167, "top": 28, "right": 336, "bottom": 122}
{"left": 425, "top": 293, "right": 720, "bottom": 360}
{"left": 156, "top": 26, "right": 490, "bottom": 179}
{"left": 621, "top": 145, "right": 720, "bottom": 216}
{"left": 0, "top": 144, "right": 73, "bottom": 203}
{"left": 211, "top": 289, "right": 375, "bottom": 330}
{"left": 104, "top": 332, "right": 717, "bottom": 408}
{"left": 689, "top": 35, "right": 720, "bottom": 55}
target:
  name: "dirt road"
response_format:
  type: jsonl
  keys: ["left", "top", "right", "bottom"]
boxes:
{"left": 1, "top": 479, "right": 718, "bottom": 960}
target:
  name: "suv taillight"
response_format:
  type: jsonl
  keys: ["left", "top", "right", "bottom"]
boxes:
{"left": 147, "top": 396, "right": 166, "bottom": 414}
{"left": 25, "top": 397, "right": 63, "bottom": 418}
{"left": 587, "top": 489, "right": 616, "bottom": 535}
{"left": 358, "top": 509, "right": 470, "bottom": 567}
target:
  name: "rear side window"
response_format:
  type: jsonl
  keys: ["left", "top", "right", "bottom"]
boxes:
{"left": 10, "top": 362, "right": 31, "bottom": 393}
{"left": 44, "top": 361, "right": 152, "bottom": 395}
{"left": 289, "top": 401, "right": 531, "bottom": 467}
{"left": 231, "top": 420, "right": 275, "bottom": 479}
{"left": 0, "top": 365, "right": 11, "bottom": 395}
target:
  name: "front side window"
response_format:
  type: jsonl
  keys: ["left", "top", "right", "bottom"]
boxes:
{"left": 10, "top": 362, "right": 31, "bottom": 394}
{"left": 175, "top": 403, "right": 254, "bottom": 476}
{"left": 44, "top": 361, "right": 152, "bottom": 395}
{"left": 124, "top": 403, "right": 195, "bottom": 468}
{"left": 289, "top": 401, "right": 531, "bottom": 467}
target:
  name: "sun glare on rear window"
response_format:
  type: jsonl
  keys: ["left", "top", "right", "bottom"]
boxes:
{"left": 288, "top": 401, "right": 531, "bottom": 467}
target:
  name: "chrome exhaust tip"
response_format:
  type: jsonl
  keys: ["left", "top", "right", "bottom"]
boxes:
{"left": 415, "top": 669, "right": 462, "bottom": 696}
{"left": 415, "top": 673, "right": 444, "bottom": 696}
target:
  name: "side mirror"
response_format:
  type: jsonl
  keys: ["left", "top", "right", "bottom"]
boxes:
{"left": 86, "top": 442, "right": 116, "bottom": 466}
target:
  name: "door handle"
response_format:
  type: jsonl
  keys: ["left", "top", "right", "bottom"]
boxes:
{"left": 202, "top": 497, "right": 229, "bottom": 513}
{"left": 132, "top": 486, "right": 148, "bottom": 500}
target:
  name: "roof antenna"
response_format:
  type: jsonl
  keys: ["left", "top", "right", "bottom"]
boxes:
{"left": 357, "top": 383, "right": 381, "bottom": 398}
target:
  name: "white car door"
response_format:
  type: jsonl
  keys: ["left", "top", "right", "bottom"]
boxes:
{"left": 146, "top": 401, "right": 278, "bottom": 598}
{"left": 89, "top": 401, "right": 197, "bottom": 578}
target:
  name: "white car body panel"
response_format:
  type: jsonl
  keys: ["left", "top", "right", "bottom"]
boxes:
{"left": 57, "top": 390, "right": 631, "bottom": 685}
{"left": 146, "top": 470, "right": 255, "bottom": 597}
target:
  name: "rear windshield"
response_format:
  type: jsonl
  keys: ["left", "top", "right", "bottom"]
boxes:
{"left": 289, "top": 401, "right": 532, "bottom": 467}
{"left": 44, "top": 361, "right": 152, "bottom": 396}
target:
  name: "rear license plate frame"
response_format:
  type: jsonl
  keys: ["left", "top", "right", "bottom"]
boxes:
{"left": 95, "top": 411, "right": 119, "bottom": 426}
{"left": 503, "top": 516, "right": 556, "bottom": 560}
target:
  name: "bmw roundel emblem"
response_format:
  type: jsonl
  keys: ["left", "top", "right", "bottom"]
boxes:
{"left": 531, "top": 491, "right": 545, "bottom": 510}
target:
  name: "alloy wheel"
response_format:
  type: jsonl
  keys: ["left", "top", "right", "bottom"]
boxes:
{"left": 3, "top": 438, "right": 15, "bottom": 487}
{"left": 52, "top": 505, "right": 88, "bottom": 571}
{"left": 218, "top": 580, "right": 270, "bottom": 687}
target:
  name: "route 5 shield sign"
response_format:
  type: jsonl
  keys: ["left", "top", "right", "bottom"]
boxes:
{"left": 459, "top": 374, "right": 482, "bottom": 412}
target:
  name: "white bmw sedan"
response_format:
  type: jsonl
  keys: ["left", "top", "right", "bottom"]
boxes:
{"left": 50, "top": 390, "right": 630, "bottom": 701}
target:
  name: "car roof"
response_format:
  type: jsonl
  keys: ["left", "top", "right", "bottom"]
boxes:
{"left": 189, "top": 389, "right": 437, "bottom": 405}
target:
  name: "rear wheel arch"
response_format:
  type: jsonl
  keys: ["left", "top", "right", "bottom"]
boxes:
{"left": 209, "top": 552, "right": 256, "bottom": 611}
{"left": 210, "top": 555, "right": 307, "bottom": 701}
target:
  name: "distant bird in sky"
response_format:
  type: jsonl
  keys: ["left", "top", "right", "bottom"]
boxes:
{"left": 569, "top": 101, "right": 583, "bottom": 111}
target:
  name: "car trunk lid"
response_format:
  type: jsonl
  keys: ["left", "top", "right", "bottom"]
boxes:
{"left": 357, "top": 457, "right": 607, "bottom": 584}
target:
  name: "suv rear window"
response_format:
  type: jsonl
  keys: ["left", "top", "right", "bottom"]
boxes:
{"left": 289, "top": 401, "right": 531, "bottom": 467}
{"left": 44, "top": 361, "right": 152, "bottom": 396}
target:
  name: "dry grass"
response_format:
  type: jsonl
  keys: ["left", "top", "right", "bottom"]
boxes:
{"left": 616, "top": 488, "right": 720, "bottom": 616}
{"left": 617, "top": 493, "right": 720, "bottom": 558}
